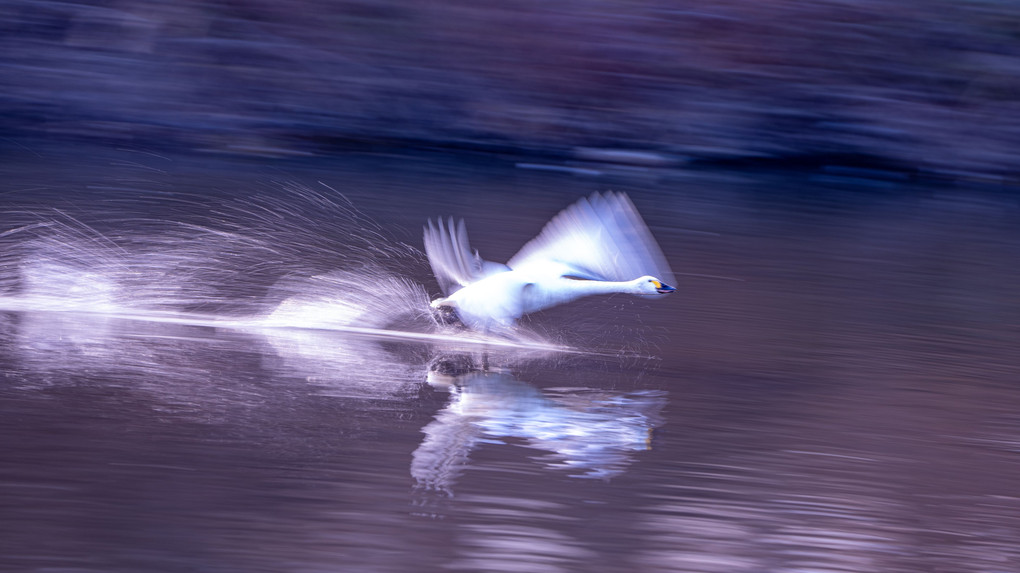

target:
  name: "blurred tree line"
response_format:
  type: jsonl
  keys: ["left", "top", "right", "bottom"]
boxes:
{"left": 2, "top": 0, "right": 1018, "bottom": 177}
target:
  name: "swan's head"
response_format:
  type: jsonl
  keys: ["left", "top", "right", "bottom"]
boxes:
{"left": 634, "top": 276, "right": 676, "bottom": 295}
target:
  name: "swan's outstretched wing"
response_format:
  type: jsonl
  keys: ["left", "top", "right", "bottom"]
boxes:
{"left": 424, "top": 217, "right": 509, "bottom": 296}
{"left": 507, "top": 192, "right": 675, "bottom": 287}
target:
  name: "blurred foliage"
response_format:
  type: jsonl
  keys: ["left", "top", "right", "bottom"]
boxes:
{"left": 1, "top": 0, "right": 1019, "bottom": 175}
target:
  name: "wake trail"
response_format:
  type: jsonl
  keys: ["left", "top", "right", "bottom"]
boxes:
{"left": 0, "top": 298, "right": 585, "bottom": 354}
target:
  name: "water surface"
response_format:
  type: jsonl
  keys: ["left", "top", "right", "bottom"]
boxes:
{"left": 1, "top": 143, "right": 1018, "bottom": 572}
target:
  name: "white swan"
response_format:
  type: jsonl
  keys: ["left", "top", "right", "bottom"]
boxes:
{"left": 424, "top": 192, "right": 675, "bottom": 331}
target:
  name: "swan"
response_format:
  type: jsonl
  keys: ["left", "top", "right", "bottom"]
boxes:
{"left": 424, "top": 192, "right": 675, "bottom": 332}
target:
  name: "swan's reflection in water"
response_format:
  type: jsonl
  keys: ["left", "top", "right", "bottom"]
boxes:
{"left": 413, "top": 355, "right": 665, "bottom": 497}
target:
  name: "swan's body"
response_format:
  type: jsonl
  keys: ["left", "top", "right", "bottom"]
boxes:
{"left": 424, "top": 192, "right": 675, "bottom": 331}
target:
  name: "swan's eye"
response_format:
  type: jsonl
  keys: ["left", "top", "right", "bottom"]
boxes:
{"left": 651, "top": 279, "right": 661, "bottom": 288}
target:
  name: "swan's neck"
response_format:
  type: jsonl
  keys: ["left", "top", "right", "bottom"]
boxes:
{"left": 566, "top": 279, "right": 638, "bottom": 296}
{"left": 519, "top": 277, "right": 643, "bottom": 315}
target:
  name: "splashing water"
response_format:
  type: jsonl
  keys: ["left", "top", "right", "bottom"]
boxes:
{"left": 0, "top": 182, "right": 567, "bottom": 351}
{"left": 262, "top": 271, "right": 434, "bottom": 330}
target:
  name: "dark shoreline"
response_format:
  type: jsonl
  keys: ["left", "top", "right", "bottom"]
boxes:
{"left": 3, "top": 1, "right": 1020, "bottom": 183}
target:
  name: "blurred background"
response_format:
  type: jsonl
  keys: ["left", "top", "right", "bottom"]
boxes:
{"left": 2, "top": 0, "right": 1019, "bottom": 178}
